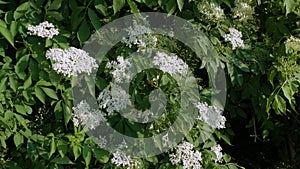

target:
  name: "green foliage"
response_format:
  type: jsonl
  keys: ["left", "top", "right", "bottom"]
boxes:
{"left": 0, "top": 0, "right": 300, "bottom": 168}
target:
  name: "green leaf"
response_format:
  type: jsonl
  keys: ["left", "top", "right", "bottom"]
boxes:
{"left": 52, "top": 156, "right": 74, "bottom": 164}
{"left": 88, "top": 9, "right": 101, "bottom": 30}
{"left": 15, "top": 54, "right": 29, "bottom": 80}
{"left": 72, "top": 144, "right": 81, "bottom": 160}
{"left": 176, "top": 0, "right": 184, "bottom": 11}
{"left": 15, "top": 104, "right": 27, "bottom": 115}
{"left": 95, "top": 0, "right": 108, "bottom": 16}
{"left": 13, "top": 133, "right": 24, "bottom": 149}
{"left": 268, "top": 69, "right": 277, "bottom": 86}
{"left": 48, "top": 0, "right": 62, "bottom": 10}
{"left": 0, "top": 22, "right": 14, "bottom": 47}
{"left": 282, "top": 84, "right": 293, "bottom": 106}
{"left": 274, "top": 94, "right": 286, "bottom": 114}
{"left": 49, "top": 137, "right": 56, "bottom": 158}
{"left": 77, "top": 20, "right": 90, "bottom": 45}
{"left": 9, "top": 75, "right": 18, "bottom": 92}
{"left": 24, "top": 76, "right": 32, "bottom": 89}
{"left": 10, "top": 21, "right": 18, "bottom": 37}
{"left": 34, "top": 87, "right": 46, "bottom": 104}
{"left": 13, "top": 2, "right": 31, "bottom": 20}
{"left": 0, "top": 77, "right": 7, "bottom": 92}
{"left": 113, "top": 0, "right": 126, "bottom": 14}
{"left": 63, "top": 105, "right": 72, "bottom": 126}
{"left": 83, "top": 145, "right": 92, "bottom": 166}
{"left": 284, "top": 0, "right": 296, "bottom": 15}
{"left": 166, "top": 0, "right": 176, "bottom": 15}
{"left": 41, "top": 87, "right": 58, "bottom": 100}
{"left": 127, "top": 0, "right": 140, "bottom": 13}
{"left": 47, "top": 11, "right": 64, "bottom": 21}
{"left": 57, "top": 140, "right": 68, "bottom": 157}
{"left": 228, "top": 164, "right": 239, "bottom": 169}
{"left": 93, "top": 148, "right": 109, "bottom": 163}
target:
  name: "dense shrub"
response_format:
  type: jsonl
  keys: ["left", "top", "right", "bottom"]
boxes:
{"left": 0, "top": 0, "right": 299, "bottom": 168}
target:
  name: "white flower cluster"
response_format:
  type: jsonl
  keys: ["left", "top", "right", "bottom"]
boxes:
{"left": 211, "top": 144, "right": 223, "bottom": 163}
{"left": 195, "top": 102, "right": 226, "bottom": 129}
{"left": 111, "top": 140, "right": 134, "bottom": 169}
{"left": 223, "top": 28, "right": 244, "bottom": 50}
{"left": 97, "top": 85, "right": 131, "bottom": 116}
{"left": 106, "top": 56, "right": 131, "bottom": 83}
{"left": 27, "top": 21, "right": 59, "bottom": 39}
{"left": 46, "top": 47, "right": 99, "bottom": 77}
{"left": 285, "top": 36, "right": 300, "bottom": 43}
{"left": 169, "top": 141, "right": 202, "bottom": 169}
{"left": 285, "top": 36, "right": 300, "bottom": 53}
{"left": 153, "top": 51, "right": 188, "bottom": 75}
{"left": 233, "top": 1, "right": 255, "bottom": 21}
{"left": 72, "top": 100, "right": 106, "bottom": 130}
{"left": 198, "top": 1, "right": 224, "bottom": 20}
{"left": 122, "top": 22, "right": 157, "bottom": 51}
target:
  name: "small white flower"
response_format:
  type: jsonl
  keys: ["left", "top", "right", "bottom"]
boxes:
{"left": 97, "top": 84, "right": 131, "bottom": 116}
{"left": 223, "top": 28, "right": 244, "bottom": 50}
{"left": 27, "top": 21, "right": 59, "bottom": 39}
{"left": 211, "top": 144, "right": 223, "bottom": 163}
{"left": 195, "top": 102, "right": 226, "bottom": 129}
{"left": 111, "top": 140, "right": 135, "bottom": 169}
{"left": 97, "top": 136, "right": 107, "bottom": 149}
{"left": 169, "top": 141, "right": 202, "bottom": 169}
{"left": 162, "top": 133, "right": 169, "bottom": 147}
{"left": 46, "top": 47, "right": 98, "bottom": 77}
{"left": 72, "top": 100, "right": 106, "bottom": 130}
{"left": 233, "top": 1, "right": 255, "bottom": 21}
{"left": 198, "top": 1, "right": 224, "bottom": 20}
{"left": 106, "top": 56, "right": 132, "bottom": 83}
{"left": 153, "top": 51, "right": 188, "bottom": 75}
{"left": 122, "top": 21, "right": 157, "bottom": 51}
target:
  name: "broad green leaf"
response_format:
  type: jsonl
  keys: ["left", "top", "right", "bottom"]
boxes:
{"left": 166, "top": 0, "right": 176, "bottom": 15}
{"left": 10, "top": 21, "right": 18, "bottom": 37}
{"left": 49, "top": 137, "right": 56, "bottom": 158}
{"left": 57, "top": 140, "right": 68, "bottom": 157}
{"left": 83, "top": 145, "right": 92, "bottom": 166}
{"left": 23, "top": 76, "right": 32, "bottom": 89}
{"left": 284, "top": 0, "right": 296, "bottom": 15}
{"left": 15, "top": 54, "right": 29, "bottom": 80}
{"left": 34, "top": 87, "right": 46, "bottom": 104}
{"left": 274, "top": 94, "right": 286, "bottom": 114}
{"left": 176, "top": 0, "right": 184, "bottom": 11}
{"left": 9, "top": 76, "right": 18, "bottom": 92}
{"left": 13, "top": 2, "right": 31, "bottom": 20}
{"left": 52, "top": 156, "right": 74, "bottom": 164}
{"left": 0, "top": 1, "right": 9, "bottom": 4}
{"left": 93, "top": 148, "right": 109, "bottom": 163}
{"left": 47, "top": 11, "right": 64, "bottom": 21}
{"left": 63, "top": 105, "right": 72, "bottom": 126}
{"left": 41, "top": 87, "right": 58, "bottom": 100}
{"left": 95, "top": 0, "right": 108, "bottom": 16}
{"left": 127, "top": 0, "right": 140, "bottom": 13}
{"left": 13, "top": 133, "right": 24, "bottom": 149}
{"left": 15, "top": 104, "right": 27, "bottom": 115}
{"left": 48, "top": 0, "right": 62, "bottom": 10}
{"left": 0, "top": 77, "right": 7, "bottom": 92}
{"left": 72, "top": 144, "right": 81, "bottom": 160}
{"left": 268, "top": 69, "right": 276, "bottom": 86}
{"left": 113, "top": 0, "right": 126, "bottom": 14}
{"left": 88, "top": 9, "right": 101, "bottom": 30}
{"left": 282, "top": 84, "right": 293, "bottom": 106}
{"left": 0, "top": 134, "right": 7, "bottom": 149}
{"left": 0, "top": 23, "right": 14, "bottom": 47}
{"left": 77, "top": 20, "right": 90, "bottom": 45}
